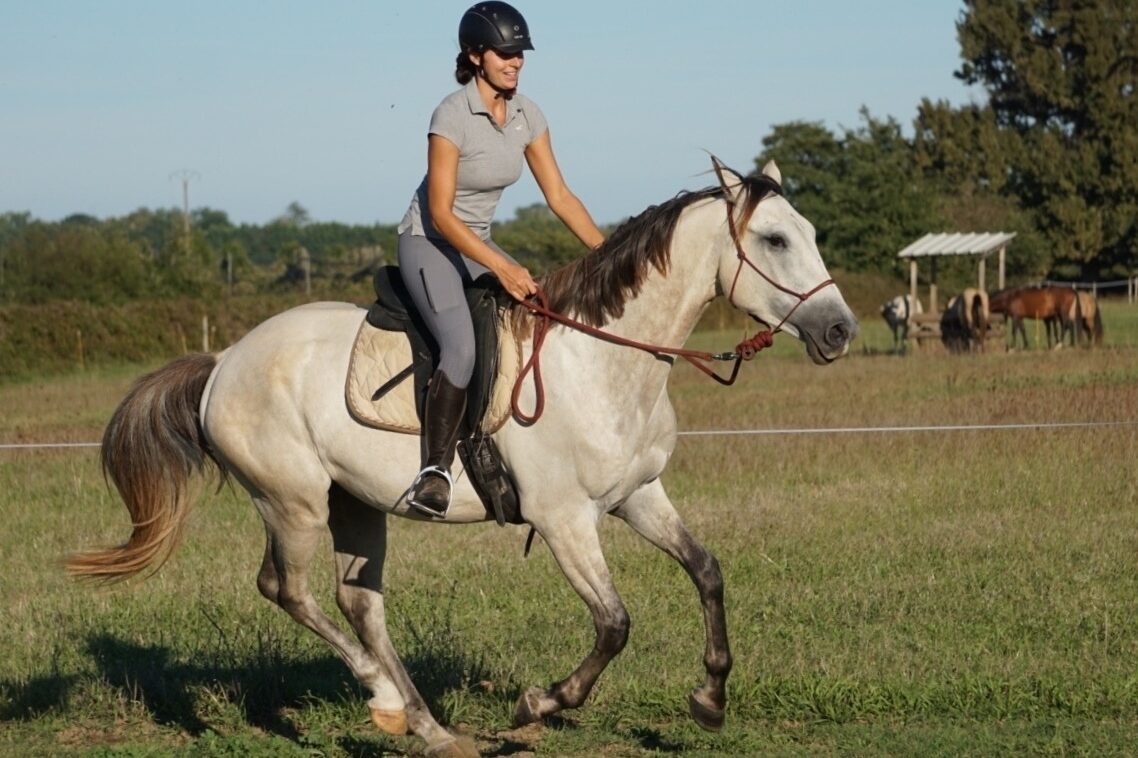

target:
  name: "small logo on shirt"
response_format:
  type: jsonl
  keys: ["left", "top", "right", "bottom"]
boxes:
{"left": 515, "top": 123, "right": 523, "bottom": 130}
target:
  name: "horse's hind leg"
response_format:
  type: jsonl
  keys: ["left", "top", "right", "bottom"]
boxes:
{"left": 513, "top": 509, "right": 629, "bottom": 726}
{"left": 615, "top": 480, "right": 730, "bottom": 732}
{"left": 326, "top": 486, "right": 474, "bottom": 756}
{"left": 252, "top": 494, "right": 432, "bottom": 745}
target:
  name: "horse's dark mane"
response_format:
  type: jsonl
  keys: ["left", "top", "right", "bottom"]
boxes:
{"left": 533, "top": 172, "right": 778, "bottom": 327}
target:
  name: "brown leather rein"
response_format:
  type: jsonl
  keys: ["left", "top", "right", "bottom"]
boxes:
{"left": 511, "top": 170, "right": 835, "bottom": 425}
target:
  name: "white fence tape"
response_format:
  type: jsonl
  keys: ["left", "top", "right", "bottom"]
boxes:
{"left": 1, "top": 442, "right": 102, "bottom": 450}
{"left": 3, "top": 420, "right": 1135, "bottom": 451}
{"left": 677, "top": 420, "right": 1138, "bottom": 436}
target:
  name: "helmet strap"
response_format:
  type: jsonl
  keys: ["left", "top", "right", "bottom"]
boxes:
{"left": 477, "top": 66, "right": 516, "bottom": 98}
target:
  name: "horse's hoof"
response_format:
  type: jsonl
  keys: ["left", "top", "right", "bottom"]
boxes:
{"left": 688, "top": 690, "right": 725, "bottom": 732}
{"left": 369, "top": 707, "right": 408, "bottom": 736}
{"left": 425, "top": 734, "right": 480, "bottom": 758}
{"left": 512, "top": 686, "right": 547, "bottom": 726}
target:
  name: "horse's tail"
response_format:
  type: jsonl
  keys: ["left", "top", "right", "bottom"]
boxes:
{"left": 66, "top": 353, "right": 222, "bottom": 583}
{"left": 1092, "top": 303, "right": 1104, "bottom": 346}
{"left": 1074, "top": 292, "right": 1085, "bottom": 345}
{"left": 970, "top": 291, "right": 989, "bottom": 350}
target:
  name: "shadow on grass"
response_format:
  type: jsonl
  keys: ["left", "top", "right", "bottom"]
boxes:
{"left": 0, "top": 626, "right": 514, "bottom": 746}
{"left": 628, "top": 725, "right": 686, "bottom": 753}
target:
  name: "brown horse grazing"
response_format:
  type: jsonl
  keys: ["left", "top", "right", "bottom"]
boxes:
{"left": 940, "top": 288, "right": 989, "bottom": 354}
{"left": 1063, "top": 291, "right": 1105, "bottom": 347}
{"left": 989, "top": 286, "right": 1077, "bottom": 350}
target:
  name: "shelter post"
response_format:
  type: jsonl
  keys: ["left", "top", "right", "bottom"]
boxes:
{"left": 998, "top": 246, "right": 1006, "bottom": 291}
{"left": 909, "top": 260, "right": 918, "bottom": 309}
{"left": 978, "top": 256, "right": 986, "bottom": 292}
{"left": 929, "top": 257, "right": 939, "bottom": 313}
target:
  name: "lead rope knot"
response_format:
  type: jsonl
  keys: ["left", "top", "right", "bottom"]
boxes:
{"left": 735, "top": 330, "right": 774, "bottom": 360}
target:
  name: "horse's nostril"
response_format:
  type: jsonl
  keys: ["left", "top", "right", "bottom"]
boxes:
{"left": 826, "top": 323, "right": 849, "bottom": 347}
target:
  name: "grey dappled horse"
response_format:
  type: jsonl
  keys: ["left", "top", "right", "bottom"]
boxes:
{"left": 69, "top": 159, "right": 858, "bottom": 757}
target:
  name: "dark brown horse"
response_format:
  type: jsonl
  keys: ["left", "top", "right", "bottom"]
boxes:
{"left": 989, "top": 286, "right": 1078, "bottom": 350}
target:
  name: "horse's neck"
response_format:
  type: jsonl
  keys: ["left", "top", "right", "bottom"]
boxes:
{"left": 604, "top": 204, "right": 720, "bottom": 351}
{"left": 548, "top": 202, "right": 721, "bottom": 390}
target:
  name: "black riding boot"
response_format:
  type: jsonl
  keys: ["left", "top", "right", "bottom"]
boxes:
{"left": 408, "top": 371, "right": 467, "bottom": 517}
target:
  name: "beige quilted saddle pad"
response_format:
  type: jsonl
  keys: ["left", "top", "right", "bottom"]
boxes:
{"left": 345, "top": 315, "right": 521, "bottom": 435}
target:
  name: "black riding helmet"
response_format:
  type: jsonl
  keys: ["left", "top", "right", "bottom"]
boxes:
{"left": 459, "top": 2, "right": 534, "bottom": 54}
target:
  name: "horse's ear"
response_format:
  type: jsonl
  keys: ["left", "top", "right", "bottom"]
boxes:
{"left": 760, "top": 160, "right": 782, "bottom": 186}
{"left": 709, "top": 154, "right": 745, "bottom": 197}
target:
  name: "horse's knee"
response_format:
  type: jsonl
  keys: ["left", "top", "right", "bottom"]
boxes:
{"left": 596, "top": 606, "right": 630, "bottom": 656}
{"left": 694, "top": 552, "right": 724, "bottom": 597}
{"left": 336, "top": 583, "right": 382, "bottom": 621}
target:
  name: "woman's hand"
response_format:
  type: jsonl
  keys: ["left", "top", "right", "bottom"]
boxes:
{"left": 494, "top": 259, "right": 539, "bottom": 301}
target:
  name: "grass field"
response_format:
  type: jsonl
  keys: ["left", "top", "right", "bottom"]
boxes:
{"left": 2, "top": 302, "right": 1137, "bottom": 756}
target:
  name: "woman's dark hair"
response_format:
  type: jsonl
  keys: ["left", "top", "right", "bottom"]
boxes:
{"left": 455, "top": 51, "right": 477, "bottom": 84}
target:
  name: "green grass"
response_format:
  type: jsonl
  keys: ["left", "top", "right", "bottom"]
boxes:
{"left": 3, "top": 303, "right": 1138, "bottom": 755}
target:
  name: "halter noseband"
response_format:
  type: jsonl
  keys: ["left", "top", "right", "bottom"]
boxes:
{"left": 712, "top": 160, "right": 836, "bottom": 352}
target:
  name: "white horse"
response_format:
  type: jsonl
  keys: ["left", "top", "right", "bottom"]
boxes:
{"left": 880, "top": 293, "right": 923, "bottom": 353}
{"left": 69, "top": 159, "right": 858, "bottom": 757}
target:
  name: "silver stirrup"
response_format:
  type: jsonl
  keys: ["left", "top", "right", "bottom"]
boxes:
{"left": 407, "top": 465, "right": 454, "bottom": 518}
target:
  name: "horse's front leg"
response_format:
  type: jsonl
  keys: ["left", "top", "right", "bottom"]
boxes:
{"left": 513, "top": 509, "right": 629, "bottom": 726}
{"left": 614, "top": 479, "right": 730, "bottom": 732}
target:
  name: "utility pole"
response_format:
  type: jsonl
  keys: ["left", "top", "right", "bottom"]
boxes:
{"left": 169, "top": 169, "right": 200, "bottom": 254}
{"left": 298, "top": 246, "right": 311, "bottom": 296}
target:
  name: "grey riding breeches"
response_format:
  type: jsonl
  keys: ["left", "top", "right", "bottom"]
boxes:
{"left": 396, "top": 231, "right": 513, "bottom": 389}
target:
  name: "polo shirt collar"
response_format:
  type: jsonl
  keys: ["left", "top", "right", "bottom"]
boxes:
{"left": 463, "top": 77, "right": 520, "bottom": 125}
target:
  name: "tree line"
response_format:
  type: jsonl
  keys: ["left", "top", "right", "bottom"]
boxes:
{"left": 1, "top": 0, "right": 1133, "bottom": 308}
{"left": 756, "top": 0, "right": 1136, "bottom": 286}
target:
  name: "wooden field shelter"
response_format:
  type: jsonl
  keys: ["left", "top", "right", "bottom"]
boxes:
{"left": 897, "top": 231, "right": 1016, "bottom": 348}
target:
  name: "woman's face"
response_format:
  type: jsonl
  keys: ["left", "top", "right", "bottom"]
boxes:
{"left": 472, "top": 48, "right": 525, "bottom": 90}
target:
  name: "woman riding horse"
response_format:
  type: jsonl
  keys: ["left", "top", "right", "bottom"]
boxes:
{"left": 397, "top": 2, "right": 605, "bottom": 516}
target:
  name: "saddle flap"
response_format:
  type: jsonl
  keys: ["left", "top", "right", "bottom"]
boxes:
{"left": 346, "top": 304, "right": 521, "bottom": 437}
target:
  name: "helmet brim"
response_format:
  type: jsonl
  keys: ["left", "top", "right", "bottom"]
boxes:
{"left": 491, "top": 40, "right": 534, "bottom": 54}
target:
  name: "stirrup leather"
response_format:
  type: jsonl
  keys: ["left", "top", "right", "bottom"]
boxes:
{"left": 407, "top": 465, "right": 454, "bottom": 518}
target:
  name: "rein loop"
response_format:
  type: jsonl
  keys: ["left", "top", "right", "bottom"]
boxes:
{"left": 511, "top": 290, "right": 755, "bottom": 424}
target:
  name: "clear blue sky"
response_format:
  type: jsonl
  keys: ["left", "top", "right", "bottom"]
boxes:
{"left": 1, "top": 1, "right": 980, "bottom": 227}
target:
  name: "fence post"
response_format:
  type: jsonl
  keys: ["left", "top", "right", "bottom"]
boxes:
{"left": 202, "top": 315, "right": 210, "bottom": 353}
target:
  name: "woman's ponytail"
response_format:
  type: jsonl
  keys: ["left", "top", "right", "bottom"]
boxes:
{"left": 455, "top": 51, "right": 477, "bottom": 84}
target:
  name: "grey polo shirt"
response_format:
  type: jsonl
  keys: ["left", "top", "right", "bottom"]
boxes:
{"left": 398, "top": 78, "right": 548, "bottom": 241}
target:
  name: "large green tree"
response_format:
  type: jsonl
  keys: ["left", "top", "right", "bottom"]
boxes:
{"left": 913, "top": 99, "right": 1051, "bottom": 278}
{"left": 756, "top": 112, "right": 941, "bottom": 274}
{"left": 955, "top": 0, "right": 1138, "bottom": 276}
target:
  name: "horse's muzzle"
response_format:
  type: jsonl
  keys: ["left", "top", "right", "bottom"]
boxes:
{"left": 801, "top": 310, "right": 859, "bottom": 365}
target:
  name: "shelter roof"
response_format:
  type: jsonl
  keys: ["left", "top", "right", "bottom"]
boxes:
{"left": 897, "top": 231, "right": 1016, "bottom": 259}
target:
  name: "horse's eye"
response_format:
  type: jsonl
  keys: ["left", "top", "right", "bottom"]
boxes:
{"left": 764, "top": 233, "right": 788, "bottom": 250}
